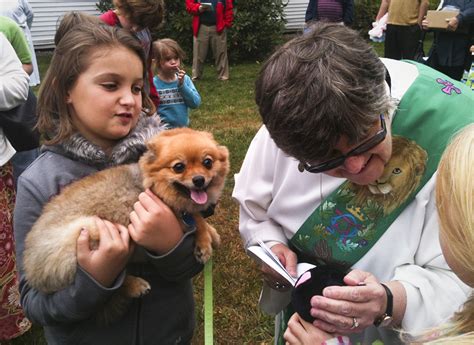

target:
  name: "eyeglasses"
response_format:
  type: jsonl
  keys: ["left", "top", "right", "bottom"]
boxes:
{"left": 298, "top": 114, "right": 387, "bottom": 174}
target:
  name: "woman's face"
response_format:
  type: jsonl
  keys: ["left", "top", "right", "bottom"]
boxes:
{"left": 323, "top": 119, "right": 393, "bottom": 185}
{"left": 66, "top": 46, "right": 143, "bottom": 153}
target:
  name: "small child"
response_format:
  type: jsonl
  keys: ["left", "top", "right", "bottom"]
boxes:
{"left": 152, "top": 38, "right": 201, "bottom": 128}
{"left": 14, "top": 23, "right": 203, "bottom": 344}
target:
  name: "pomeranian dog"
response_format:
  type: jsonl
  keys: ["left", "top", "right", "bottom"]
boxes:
{"left": 23, "top": 127, "right": 229, "bottom": 323}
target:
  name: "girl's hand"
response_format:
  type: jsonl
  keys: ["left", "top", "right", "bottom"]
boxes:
{"left": 284, "top": 312, "right": 334, "bottom": 345}
{"left": 77, "top": 217, "right": 133, "bottom": 287}
{"left": 177, "top": 68, "right": 186, "bottom": 86}
{"left": 309, "top": 269, "right": 388, "bottom": 335}
{"left": 261, "top": 243, "right": 297, "bottom": 291}
{"left": 421, "top": 18, "right": 429, "bottom": 30}
{"left": 128, "top": 189, "right": 183, "bottom": 254}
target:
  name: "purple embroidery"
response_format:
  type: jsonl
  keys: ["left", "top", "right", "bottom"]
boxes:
{"left": 436, "top": 78, "right": 462, "bottom": 95}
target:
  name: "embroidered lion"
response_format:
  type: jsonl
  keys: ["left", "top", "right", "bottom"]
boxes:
{"left": 348, "top": 135, "right": 428, "bottom": 215}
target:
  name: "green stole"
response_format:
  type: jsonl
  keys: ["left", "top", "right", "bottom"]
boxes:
{"left": 276, "top": 62, "right": 473, "bottom": 345}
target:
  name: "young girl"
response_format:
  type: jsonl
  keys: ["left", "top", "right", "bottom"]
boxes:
{"left": 283, "top": 124, "right": 474, "bottom": 345}
{"left": 152, "top": 38, "right": 201, "bottom": 128}
{"left": 13, "top": 24, "right": 203, "bottom": 345}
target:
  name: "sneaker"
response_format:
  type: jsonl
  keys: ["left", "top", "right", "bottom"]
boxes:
{"left": 218, "top": 77, "right": 229, "bottom": 81}
{"left": 191, "top": 77, "right": 199, "bottom": 81}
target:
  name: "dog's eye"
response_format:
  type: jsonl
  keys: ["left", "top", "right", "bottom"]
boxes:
{"left": 202, "top": 158, "right": 213, "bottom": 169}
{"left": 173, "top": 163, "right": 186, "bottom": 173}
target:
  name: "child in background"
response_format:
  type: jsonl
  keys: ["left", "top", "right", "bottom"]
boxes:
{"left": 100, "top": 0, "right": 164, "bottom": 107}
{"left": 14, "top": 23, "right": 203, "bottom": 345}
{"left": 283, "top": 124, "right": 474, "bottom": 345}
{"left": 152, "top": 38, "right": 201, "bottom": 128}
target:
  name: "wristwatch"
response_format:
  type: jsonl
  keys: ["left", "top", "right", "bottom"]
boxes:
{"left": 374, "top": 283, "right": 393, "bottom": 327}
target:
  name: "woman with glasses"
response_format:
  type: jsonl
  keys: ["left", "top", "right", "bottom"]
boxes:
{"left": 233, "top": 22, "right": 473, "bottom": 345}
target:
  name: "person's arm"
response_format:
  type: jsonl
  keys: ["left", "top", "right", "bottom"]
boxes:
{"left": 185, "top": 0, "right": 202, "bottom": 15}
{"left": 376, "top": 0, "right": 390, "bottom": 22}
{"left": 21, "top": 0, "right": 35, "bottom": 29}
{"left": 418, "top": 0, "right": 429, "bottom": 27}
{"left": 224, "top": 0, "right": 234, "bottom": 27}
{"left": 14, "top": 174, "right": 125, "bottom": 325}
{"left": 179, "top": 75, "right": 201, "bottom": 109}
{"left": 233, "top": 126, "right": 289, "bottom": 248}
{"left": 0, "top": 33, "right": 29, "bottom": 110}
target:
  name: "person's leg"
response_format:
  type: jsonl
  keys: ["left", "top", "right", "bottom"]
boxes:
{"left": 215, "top": 29, "right": 229, "bottom": 80}
{"left": 192, "top": 25, "right": 210, "bottom": 80}
{"left": 400, "top": 25, "right": 421, "bottom": 60}
{"left": 384, "top": 24, "right": 401, "bottom": 60}
{"left": 437, "top": 65, "right": 465, "bottom": 81}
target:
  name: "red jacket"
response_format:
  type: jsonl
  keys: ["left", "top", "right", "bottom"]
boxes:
{"left": 185, "top": 0, "right": 234, "bottom": 37}
{"left": 99, "top": 10, "right": 160, "bottom": 107}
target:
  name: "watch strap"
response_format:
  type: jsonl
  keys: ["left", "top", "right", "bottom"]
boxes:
{"left": 380, "top": 283, "right": 393, "bottom": 317}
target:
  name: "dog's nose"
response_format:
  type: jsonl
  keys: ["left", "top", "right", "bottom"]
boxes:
{"left": 192, "top": 176, "right": 205, "bottom": 188}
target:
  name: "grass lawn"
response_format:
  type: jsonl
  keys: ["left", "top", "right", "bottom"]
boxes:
{"left": 12, "top": 35, "right": 435, "bottom": 344}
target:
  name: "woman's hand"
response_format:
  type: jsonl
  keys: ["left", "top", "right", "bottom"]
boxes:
{"left": 284, "top": 312, "right": 334, "bottom": 345}
{"left": 261, "top": 243, "right": 298, "bottom": 292}
{"left": 77, "top": 217, "right": 133, "bottom": 287}
{"left": 309, "top": 269, "right": 389, "bottom": 334}
{"left": 128, "top": 189, "right": 183, "bottom": 254}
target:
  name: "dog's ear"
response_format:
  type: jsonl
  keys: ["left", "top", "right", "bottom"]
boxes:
{"left": 217, "top": 145, "right": 229, "bottom": 163}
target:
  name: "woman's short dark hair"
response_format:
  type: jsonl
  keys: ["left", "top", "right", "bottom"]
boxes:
{"left": 255, "top": 22, "right": 394, "bottom": 163}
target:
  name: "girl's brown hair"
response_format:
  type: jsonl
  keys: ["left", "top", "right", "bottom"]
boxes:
{"left": 37, "top": 23, "right": 156, "bottom": 144}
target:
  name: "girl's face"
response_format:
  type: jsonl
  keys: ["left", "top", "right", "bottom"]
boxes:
{"left": 159, "top": 53, "right": 181, "bottom": 74}
{"left": 66, "top": 46, "right": 143, "bottom": 152}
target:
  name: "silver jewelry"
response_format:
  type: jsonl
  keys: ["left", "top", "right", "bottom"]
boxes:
{"left": 350, "top": 317, "right": 359, "bottom": 330}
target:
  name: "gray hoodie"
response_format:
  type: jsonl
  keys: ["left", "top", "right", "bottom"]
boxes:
{"left": 14, "top": 115, "right": 203, "bottom": 345}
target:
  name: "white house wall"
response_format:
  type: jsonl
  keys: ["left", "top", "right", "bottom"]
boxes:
{"left": 283, "top": 0, "right": 307, "bottom": 31}
{"left": 29, "top": 0, "right": 100, "bottom": 49}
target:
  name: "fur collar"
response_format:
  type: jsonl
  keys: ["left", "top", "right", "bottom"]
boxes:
{"left": 47, "top": 114, "right": 165, "bottom": 169}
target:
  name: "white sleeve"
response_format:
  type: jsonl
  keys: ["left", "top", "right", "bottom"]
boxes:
{"left": 0, "top": 33, "right": 29, "bottom": 111}
{"left": 393, "top": 175, "right": 471, "bottom": 332}
{"left": 232, "top": 126, "right": 288, "bottom": 249}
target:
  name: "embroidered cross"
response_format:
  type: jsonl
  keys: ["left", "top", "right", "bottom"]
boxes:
{"left": 436, "top": 78, "right": 461, "bottom": 95}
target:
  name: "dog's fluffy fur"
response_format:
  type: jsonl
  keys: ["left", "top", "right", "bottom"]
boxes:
{"left": 23, "top": 128, "right": 229, "bottom": 322}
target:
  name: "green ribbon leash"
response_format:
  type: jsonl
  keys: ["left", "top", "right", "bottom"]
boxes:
{"left": 204, "top": 259, "right": 214, "bottom": 345}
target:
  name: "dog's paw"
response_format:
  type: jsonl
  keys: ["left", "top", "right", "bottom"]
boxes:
{"left": 194, "top": 242, "right": 213, "bottom": 264}
{"left": 123, "top": 275, "right": 151, "bottom": 298}
{"left": 209, "top": 226, "right": 221, "bottom": 248}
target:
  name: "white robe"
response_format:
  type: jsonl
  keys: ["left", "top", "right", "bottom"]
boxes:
{"left": 232, "top": 59, "right": 471, "bottom": 344}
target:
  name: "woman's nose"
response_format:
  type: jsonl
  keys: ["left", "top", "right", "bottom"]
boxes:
{"left": 342, "top": 155, "right": 367, "bottom": 174}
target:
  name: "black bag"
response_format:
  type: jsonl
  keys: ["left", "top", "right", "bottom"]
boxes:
{"left": 0, "top": 87, "right": 40, "bottom": 151}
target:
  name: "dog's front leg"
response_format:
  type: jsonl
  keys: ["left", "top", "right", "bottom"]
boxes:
{"left": 193, "top": 215, "right": 221, "bottom": 263}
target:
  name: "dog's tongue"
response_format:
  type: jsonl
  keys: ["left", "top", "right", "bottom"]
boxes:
{"left": 190, "top": 190, "right": 208, "bottom": 204}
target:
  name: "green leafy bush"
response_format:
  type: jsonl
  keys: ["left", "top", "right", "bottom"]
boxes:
{"left": 96, "top": 0, "right": 286, "bottom": 62}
